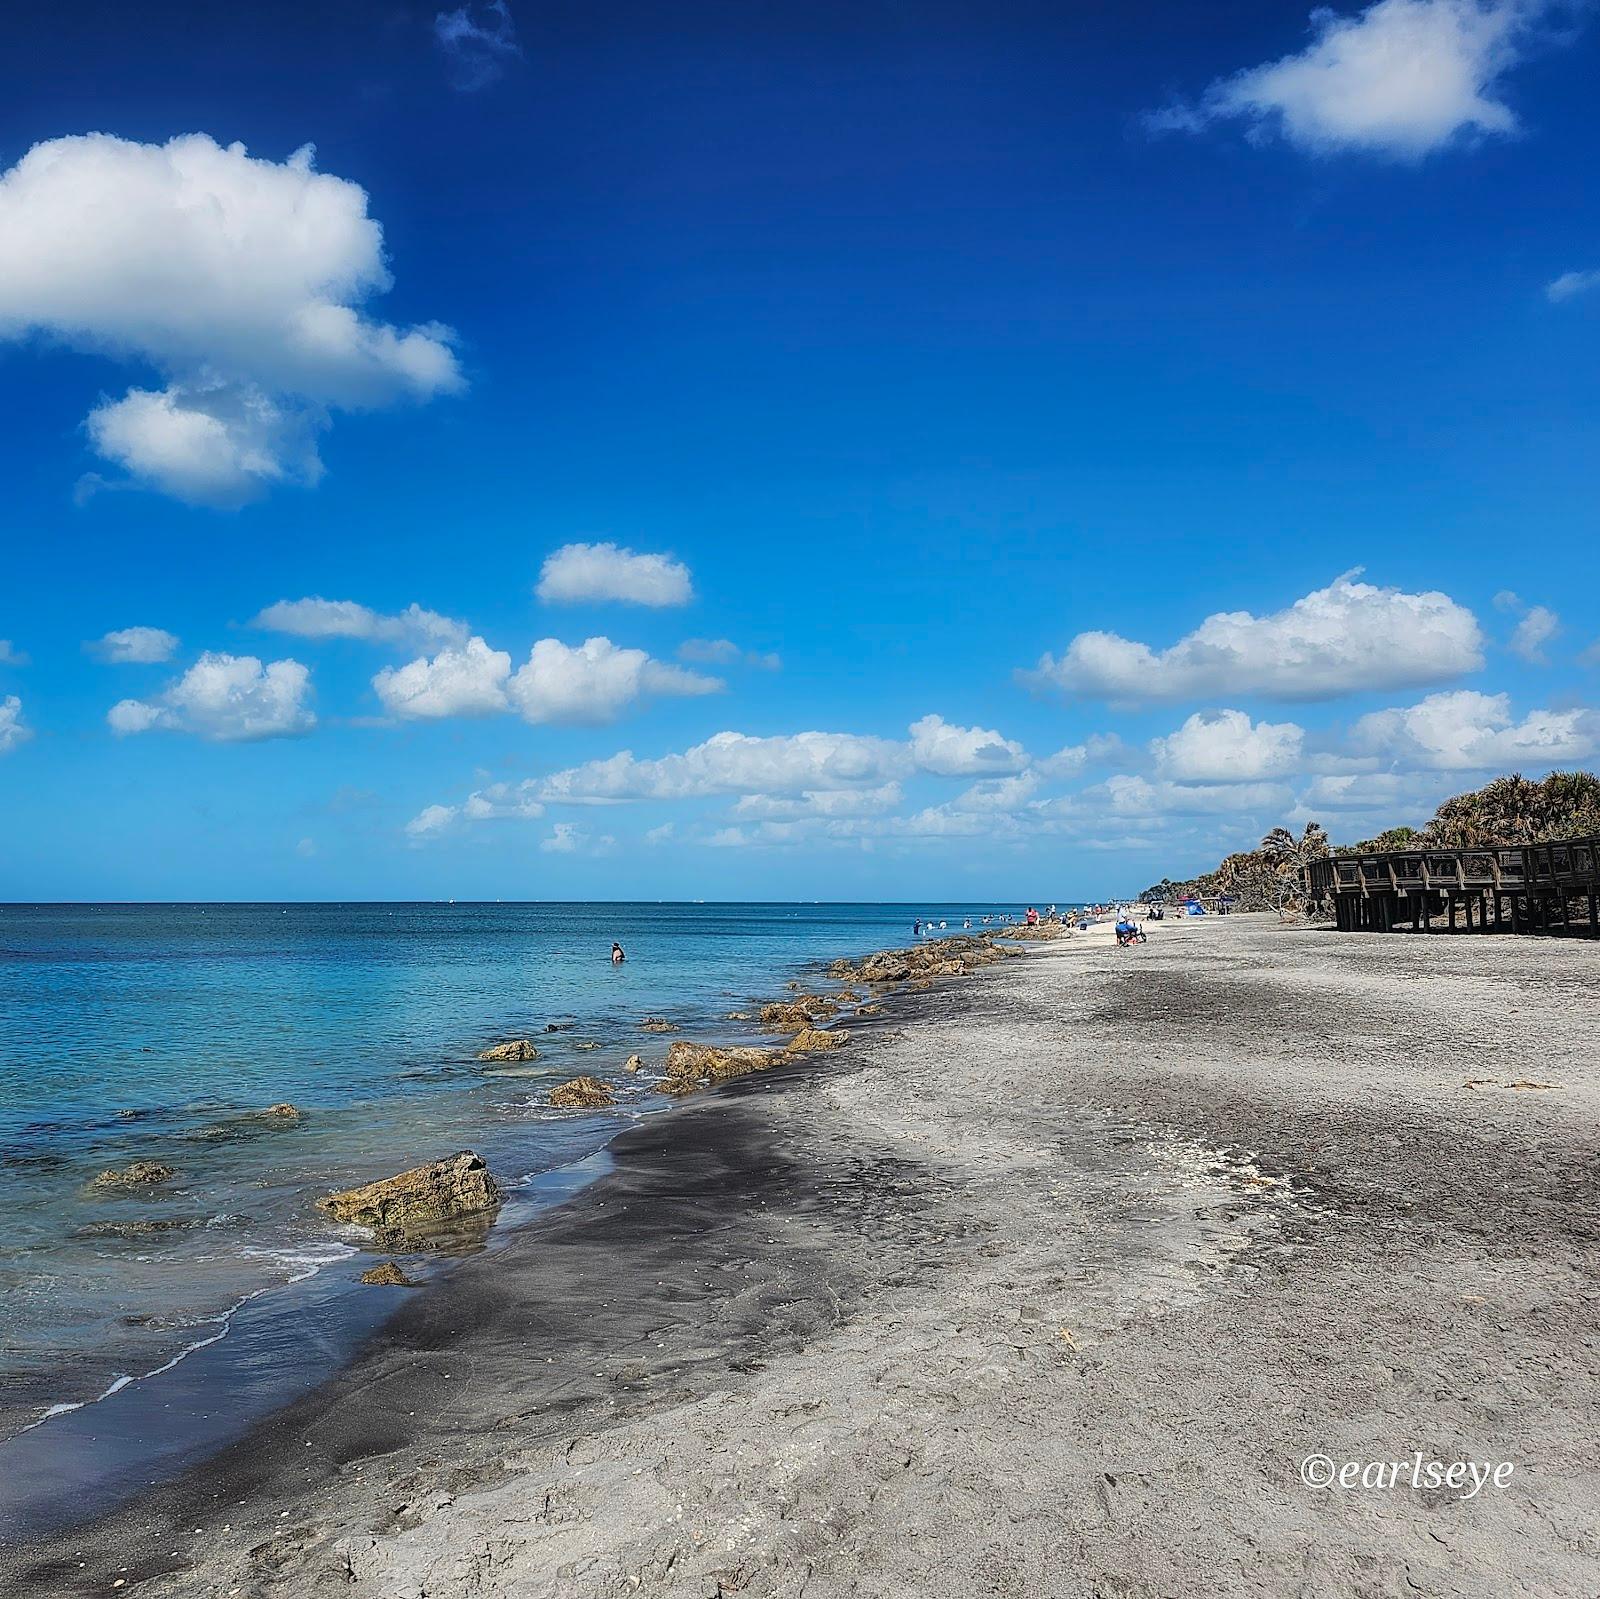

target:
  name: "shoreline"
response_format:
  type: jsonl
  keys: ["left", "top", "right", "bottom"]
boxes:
{"left": 9, "top": 914, "right": 1596, "bottom": 1595}
{"left": 0, "top": 915, "right": 1031, "bottom": 1542}
{"left": 4, "top": 900, "right": 1040, "bottom": 1450}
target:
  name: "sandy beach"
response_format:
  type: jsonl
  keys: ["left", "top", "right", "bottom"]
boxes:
{"left": 7, "top": 913, "right": 1600, "bottom": 1597}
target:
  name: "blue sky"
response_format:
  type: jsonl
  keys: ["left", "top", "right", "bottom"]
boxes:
{"left": 0, "top": 0, "right": 1596, "bottom": 900}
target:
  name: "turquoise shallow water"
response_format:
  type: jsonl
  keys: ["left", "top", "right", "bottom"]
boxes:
{"left": 0, "top": 900, "right": 1022, "bottom": 1440}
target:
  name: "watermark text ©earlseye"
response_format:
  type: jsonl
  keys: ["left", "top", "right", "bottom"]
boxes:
{"left": 1300, "top": 1454, "right": 1515, "bottom": 1499}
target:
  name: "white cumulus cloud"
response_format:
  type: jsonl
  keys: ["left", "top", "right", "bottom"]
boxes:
{"left": 1350, "top": 690, "right": 1596, "bottom": 770}
{"left": 536, "top": 543, "right": 693, "bottom": 608}
{"left": 89, "top": 625, "right": 180, "bottom": 664}
{"left": 407, "top": 730, "right": 912, "bottom": 836}
{"left": 1056, "top": 774, "right": 1295, "bottom": 820}
{"left": 907, "top": 713, "right": 1028, "bottom": 776}
{"left": 0, "top": 695, "right": 31, "bottom": 753}
{"left": 1025, "top": 575, "right": 1483, "bottom": 705}
{"left": 254, "top": 597, "right": 469, "bottom": 651}
{"left": 506, "top": 637, "right": 720, "bottom": 725}
{"left": 539, "top": 731, "right": 908, "bottom": 802}
{"left": 1152, "top": 0, "right": 1552, "bottom": 159}
{"left": 108, "top": 651, "right": 314, "bottom": 741}
{"left": 373, "top": 634, "right": 717, "bottom": 725}
{"left": 0, "top": 133, "right": 462, "bottom": 504}
{"left": 731, "top": 783, "right": 905, "bottom": 820}
{"left": 373, "top": 637, "right": 512, "bottom": 720}
{"left": 1150, "top": 709, "right": 1306, "bottom": 782}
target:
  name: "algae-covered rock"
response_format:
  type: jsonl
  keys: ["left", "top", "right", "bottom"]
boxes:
{"left": 75, "top": 1215, "right": 205, "bottom": 1240}
{"left": 859, "top": 954, "right": 911, "bottom": 983}
{"left": 182, "top": 1103, "right": 303, "bottom": 1144}
{"left": 88, "top": 1161, "right": 178, "bottom": 1191}
{"left": 360, "top": 1261, "right": 416, "bottom": 1286}
{"left": 639, "top": 1017, "right": 678, "bottom": 1033}
{"left": 317, "top": 1151, "right": 500, "bottom": 1243}
{"left": 661, "top": 1040, "right": 783, "bottom": 1092}
{"left": 548, "top": 1075, "right": 616, "bottom": 1109}
{"left": 477, "top": 1039, "right": 539, "bottom": 1062}
{"left": 624, "top": 1054, "right": 645, "bottom": 1072}
{"left": 787, "top": 1027, "right": 849, "bottom": 1053}
{"left": 760, "top": 996, "right": 839, "bottom": 1031}
{"left": 359, "top": 1261, "right": 417, "bottom": 1287}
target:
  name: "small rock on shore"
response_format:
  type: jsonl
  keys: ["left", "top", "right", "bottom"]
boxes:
{"left": 359, "top": 1261, "right": 417, "bottom": 1287}
{"left": 548, "top": 1075, "right": 616, "bottom": 1109}
{"left": 317, "top": 1152, "right": 501, "bottom": 1244}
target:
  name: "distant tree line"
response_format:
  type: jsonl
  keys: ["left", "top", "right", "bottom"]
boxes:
{"left": 1140, "top": 770, "right": 1600, "bottom": 914}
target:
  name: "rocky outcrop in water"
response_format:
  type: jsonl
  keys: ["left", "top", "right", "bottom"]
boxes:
{"left": 88, "top": 1161, "right": 178, "bottom": 1191}
{"left": 826, "top": 934, "right": 1005, "bottom": 988}
{"left": 661, "top": 1040, "right": 785, "bottom": 1093}
{"left": 759, "top": 996, "right": 838, "bottom": 1032}
{"left": 317, "top": 1151, "right": 501, "bottom": 1244}
{"left": 477, "top": 1040, "right": 539, "bottom": 1062}
{"left": 624, "top": 1054, "right": 645, "bottom": 1072}
{"left": 548, "top": 1076, "right": 616, "bottom": 1109}
{"left": 75, "top": 1216, "right": 203, "bottom": 1239}
{"left": 639, "top": 1018, "right": 678, "bottom": 1033}
{"left": 181, "top": 1103, "right": 303, "bottom": 1144}
{"left": 359, "top": 1261, "right": 417, "bottom": 1287}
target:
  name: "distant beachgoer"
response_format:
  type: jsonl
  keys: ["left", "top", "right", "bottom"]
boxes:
{"left": 611, "top": 942, "right": 625, "bottom": 964}
{"left": 1025, "top": 906, "right": 1040, "bottom": 927}
{"left": 913, "top": 920, "right": 921, "bottom": 936}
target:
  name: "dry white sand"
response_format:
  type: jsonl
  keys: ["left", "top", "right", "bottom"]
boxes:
{"left": 10, "top": 914, "right": 1600, "bottom": 1596}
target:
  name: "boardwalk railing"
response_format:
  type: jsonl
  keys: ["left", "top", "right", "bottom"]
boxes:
{"left": 1306, "top": 836, "right": 1600, "bottom": 936}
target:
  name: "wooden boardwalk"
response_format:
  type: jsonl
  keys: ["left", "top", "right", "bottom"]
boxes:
{"left": 1306, "top": 836, "right": 1600, "bottom": 935}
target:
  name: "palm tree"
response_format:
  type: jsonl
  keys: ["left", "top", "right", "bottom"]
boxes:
{"left": 1260, "top": 821, "right": 1329, "bottom": 870}
{"left": 1424, "top": 770, "right": 1600, "bottom": 848}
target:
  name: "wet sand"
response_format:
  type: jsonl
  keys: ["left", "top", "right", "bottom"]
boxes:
{"left": 6, "top": 915, "right": 1599, "bottom": 1596}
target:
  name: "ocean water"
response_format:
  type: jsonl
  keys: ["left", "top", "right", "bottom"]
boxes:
{"left": 0, "top": 901, "right": 1018, "bottom": 1451}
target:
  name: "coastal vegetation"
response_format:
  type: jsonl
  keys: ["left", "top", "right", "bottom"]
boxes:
{"left": 1142, "top": 769, "right": 1600, "bottom": 912}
